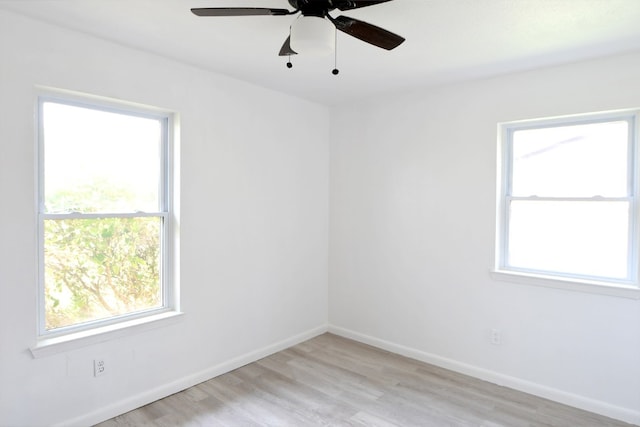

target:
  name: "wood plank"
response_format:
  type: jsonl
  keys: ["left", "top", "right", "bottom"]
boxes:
{"left": 95, "top": 333, "right": 635, "bottom": 427}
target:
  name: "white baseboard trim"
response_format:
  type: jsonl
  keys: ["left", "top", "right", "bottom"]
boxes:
{"left": 56, "top": 324, "right": 329, "bottom": 427}
{"left": 328, "top": 325, "right": 640, "bottom": 426}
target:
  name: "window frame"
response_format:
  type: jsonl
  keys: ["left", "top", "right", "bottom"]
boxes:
{"left": 494, "top": 110, "right": 640, "bottom": 298}
{"left": 36, "top": 92, "right": 177, "bottom": 340}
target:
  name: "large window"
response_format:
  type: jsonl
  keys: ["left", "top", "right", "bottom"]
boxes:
{"left": 496, "top": 111, "right": 640, "bottom": 293}
{"left": 38, "top": 96, "right": 174, "bottom": 336}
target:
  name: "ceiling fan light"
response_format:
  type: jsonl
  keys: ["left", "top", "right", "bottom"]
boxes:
{"left": 290, "top": 16, "right": 335, "bottom": 56}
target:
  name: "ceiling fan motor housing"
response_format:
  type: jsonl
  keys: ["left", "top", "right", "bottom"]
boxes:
{"left": 288, "top": 0, "right": 354, "bottom": 17}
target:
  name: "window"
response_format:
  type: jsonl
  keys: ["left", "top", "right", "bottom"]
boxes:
{"left": 38, "top": 95, "right": 174, "bottom": 337}
{"left": 496, "top": 111, "right": 640, "bottom": 295}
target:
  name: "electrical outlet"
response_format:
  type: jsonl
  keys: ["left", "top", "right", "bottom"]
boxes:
{"left": 490, "top": 328, "right": 502, "bottom": 345}
{"left": 94, "top": 358, "right": 106, "bottom": 377}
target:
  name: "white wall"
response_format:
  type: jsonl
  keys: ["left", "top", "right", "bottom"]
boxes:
{"left": 329, "top": 53, "right": 640, "bottom": 424}
{"left": 0, "top": 10, "right": 329, "bottom": 426}
{"left": 2, "top": 6, "right": 640, "bottom": 427}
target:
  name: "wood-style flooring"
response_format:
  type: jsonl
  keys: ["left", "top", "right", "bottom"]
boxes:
{"left": 95, "top": 333, "right": 635, "bottom": 427}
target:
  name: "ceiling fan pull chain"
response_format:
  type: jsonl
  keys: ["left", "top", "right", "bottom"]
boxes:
{"left": 332, "top": 28, "right": 340, "bottom": 75}
{"left": 287, "top": 26, "right": 294, "bottom": 69}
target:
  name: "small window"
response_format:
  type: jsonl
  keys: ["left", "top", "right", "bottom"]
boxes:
{"left": 38, "top": 96, "right": 174, "bottom": 336}
{"left": 496, "top": 112, "right": 639, "bottom": 289}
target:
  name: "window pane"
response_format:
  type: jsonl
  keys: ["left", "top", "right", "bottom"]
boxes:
{"left": 508, "top": 200, "right": 629, "bottom": 279}
{"left": 44, "top": 217, "right": 162, "bottom": 330}
{"left": 511, "top": 121, "right": 629, "bottom": 197}
{"left": 42, "top": 102, "right": 162, "bottom": 213}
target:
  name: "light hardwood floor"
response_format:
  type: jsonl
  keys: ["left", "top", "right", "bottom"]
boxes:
{"left": 95, "top": 333, "right": 634, "bottom": 427}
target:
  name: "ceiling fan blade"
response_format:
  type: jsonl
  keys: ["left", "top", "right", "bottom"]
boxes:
{"left": 191, "top": 8, "right": 291, "bottom": 17}
{"left": 336, "top": 0, "right": 394, "bottom": 11}
{"left": 332, "top": 15, "right": 405, "bottom": 50}
{"left": 279, "top": 36, "right": 298, "bottom": 56}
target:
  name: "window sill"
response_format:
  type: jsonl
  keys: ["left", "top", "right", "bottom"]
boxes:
{"left": 490, "top": 270, "right": 640, "bottom": 299}
{"left": 30, "top": 310, "right": 184, "bottom": 359}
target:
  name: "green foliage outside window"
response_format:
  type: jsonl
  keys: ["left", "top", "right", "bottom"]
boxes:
{"left": 44, "top": 185, "right": 162, "bottom": 331}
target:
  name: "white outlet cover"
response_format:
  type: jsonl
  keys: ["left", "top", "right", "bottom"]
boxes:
{"left": 94, "top": 359, "right": 106, "bottom": 377}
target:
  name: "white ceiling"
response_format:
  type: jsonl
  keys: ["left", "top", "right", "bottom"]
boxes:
{"left": 2, "top": 0, "right": 640, "bottom": 105}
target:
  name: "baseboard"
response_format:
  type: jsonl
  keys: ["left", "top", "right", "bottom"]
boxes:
{"left": 328, "top": 325, "right": 640, "bottom": 426}
{"left": 56, "top": 324, "right": 329, "bottom": 427}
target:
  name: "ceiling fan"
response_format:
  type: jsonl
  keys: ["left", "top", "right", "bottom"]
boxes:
{"left": 191, "top": 0, "right": 405, "bottom": 59}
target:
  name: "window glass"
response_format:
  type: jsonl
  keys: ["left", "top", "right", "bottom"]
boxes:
{"left": 499, "top": 113, "right": 637, "bottom": 286}
{"left": 44, "top": 217, "right": 162, "bottom": 330}
{"left": 43, "top": 102, "right": 161, "bottom": 214}
{"left": 508, "top": 200, "right": 629, "bottom": 279}
{"left": 511, "top": 121, "right": 628, "bottom": 198}
{"left": 39, "top": 98, "right": 170, "bottom": 334}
